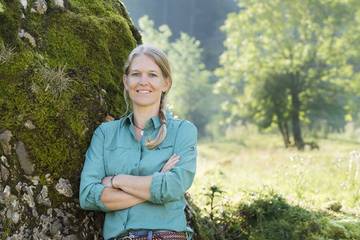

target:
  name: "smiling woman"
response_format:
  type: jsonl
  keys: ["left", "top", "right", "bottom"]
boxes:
{"left": 79, "top": 45, "right": 198, "bottom": 240}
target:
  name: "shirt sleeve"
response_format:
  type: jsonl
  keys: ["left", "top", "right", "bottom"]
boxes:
{"left": 150, "top": 120, "right": 198, "bottom": 204}
{"left": 79, "top": 125, "right": 110, "bottom": 212}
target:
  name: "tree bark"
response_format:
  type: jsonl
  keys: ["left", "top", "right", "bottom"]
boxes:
{"left": 0, "top": 2, "right": 142, "bottom": 239}
{"left": 290, "top": 88, "right": 304, "bottom": 150}
{"left": 275, "top": 109, "right": 290, "bottom": 148}
{"left": 278, "top": 119, "right": 291, "bottom": 148}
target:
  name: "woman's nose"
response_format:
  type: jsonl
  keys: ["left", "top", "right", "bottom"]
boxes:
{"left": 138, "top": 75, "right": 149, "bottom": 84}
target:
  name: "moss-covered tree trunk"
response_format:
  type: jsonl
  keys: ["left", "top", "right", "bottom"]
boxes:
{"left": 0, "top": 1, "right": 141, "bottom": 238}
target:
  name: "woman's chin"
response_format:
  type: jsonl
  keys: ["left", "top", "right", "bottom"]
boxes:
{"left": 132, "top": 100, "right": 159, "bottom": 108}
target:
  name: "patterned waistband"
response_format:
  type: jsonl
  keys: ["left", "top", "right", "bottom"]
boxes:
{"left": 115, "top": 230, "right": 187, "bottom": 240}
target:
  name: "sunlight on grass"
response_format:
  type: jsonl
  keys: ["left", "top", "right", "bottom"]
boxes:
{"left": 190, "top": 129, "right": 360, "bottom": 217}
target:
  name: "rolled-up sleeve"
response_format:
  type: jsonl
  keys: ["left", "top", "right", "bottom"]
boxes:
{"left": 150, "top": 120, "right": 198, "bottom": 204}
{"left": 79, "top": 125, "right": 110, "bottom": 212}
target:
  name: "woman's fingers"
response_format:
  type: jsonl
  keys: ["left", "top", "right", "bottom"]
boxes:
{"left": 163, "top": 159, "right": 179, "bottom": 171}
{"left": 168, "top": 154, "right": 180, "bottom": 163}
{"left": 161, "top": 162, "right": 176, "bottom": 172}
{"left": 102, "top": 176, "right": 113, "bottom": 188}
{"left": 165, "top": 154, "right": 180, "bottom": 166}
{"left": 161, "top": 154, "right": 180, "bottom": 172}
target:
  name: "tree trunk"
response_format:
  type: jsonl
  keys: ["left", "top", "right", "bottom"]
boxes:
{"left": 278, "top": 120, "right": 291, "bottom": 148}
{"left": 290, "top": 89, "right": 304, "bottom": 150}
{"left": 284, "top": 121, "right": 291, "bottom": 146}
{"left": 275, "top": 108, "right": 291, "bottom": 148}
{"left": 0, "top": 2, "right": 141, "bottom": 239}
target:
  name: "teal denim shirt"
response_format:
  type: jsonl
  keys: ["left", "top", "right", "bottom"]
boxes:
{"left": 79, "top": 111, "right": 198, "bottom": 240}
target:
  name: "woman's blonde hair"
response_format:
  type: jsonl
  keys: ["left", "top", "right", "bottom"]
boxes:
{"left": 123, "top": 44, "right": 172, "bottom": 149}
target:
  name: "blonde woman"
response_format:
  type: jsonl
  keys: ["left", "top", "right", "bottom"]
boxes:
{"left": 79, "top": 45, "right": 198, "bottom": 240}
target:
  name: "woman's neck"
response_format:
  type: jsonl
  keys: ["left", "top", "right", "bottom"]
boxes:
{"left": 132, "top": 106, "right": 160, "bottom": 128}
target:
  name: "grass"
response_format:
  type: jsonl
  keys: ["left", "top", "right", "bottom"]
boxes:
{"left": 190, "top": 126, "right": 360, "bottom": 216}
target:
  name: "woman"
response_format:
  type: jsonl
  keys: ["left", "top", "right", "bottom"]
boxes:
{"left": 79, "top": 45, "right": 198, "bottom": 240}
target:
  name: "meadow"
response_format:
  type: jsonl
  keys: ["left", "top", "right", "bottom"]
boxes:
{"left": 189, "top": 126, "right": 360, "bottom": 239}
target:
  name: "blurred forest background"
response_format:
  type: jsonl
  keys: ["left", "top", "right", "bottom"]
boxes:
{"left": 122, "top": 0, "right": 360, "bottom": 239}
{"left": 123, "top": 0, "right": 360, "bottom": 147}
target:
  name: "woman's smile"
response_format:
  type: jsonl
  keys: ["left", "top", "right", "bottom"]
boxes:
{"left": 136, "top": 89, "right": 152, "bottom": 94}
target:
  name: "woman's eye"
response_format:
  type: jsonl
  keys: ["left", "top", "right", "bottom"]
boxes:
{"left": 149, "top": 73, "right": 157, "bottom": 77}
{"left": 131, "top": 72, "right": 140, "bottom": 77}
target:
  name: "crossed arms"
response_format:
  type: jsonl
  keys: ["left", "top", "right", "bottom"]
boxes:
{"left": 99, "top": 154, "right": 179, "bottom": 211}
{"left": 79, "top": 121, "right": 197, "bottom": 212}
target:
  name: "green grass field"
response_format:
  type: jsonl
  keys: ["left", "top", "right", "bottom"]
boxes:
{"left": 190, "top": 128, "right": 360, "bottom": 218}
{"left": 188, "top": 128, "right": 360, "bottom": 239}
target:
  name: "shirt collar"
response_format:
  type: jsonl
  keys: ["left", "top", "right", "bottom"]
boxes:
{"left": 122, "top": 110, "right": 173, "bottom": 129}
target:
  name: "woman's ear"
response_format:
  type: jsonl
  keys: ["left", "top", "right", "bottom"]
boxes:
{"left": 163, "top": 77, "right": 171, "bottom": 92}
{"left": 123, "top": 75, "right": 128, "bottom": 91}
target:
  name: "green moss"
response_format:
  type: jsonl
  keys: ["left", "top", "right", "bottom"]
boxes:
{"left": 1, "top": 3, "right": 137, "bottom": 187}
{"left": 0, "top": 49, "right": 34, "bottom": 78}
{"left": 1, "top": 4, "right": 136, "bottom": 179}
{"left": 22, "top": 12, "right": 46, "bottom": 49}
{"left": 0, "top": 218, "right": 14, "bottom": 239}
{"left": 41, "top": 11, "right": 135, "bottom": 115}
{"left": 66, "top": 0, "right": 142, "bottom": 43}
{"left": 0, "top": 2, "right": 4, "bottom": 13}
{"left": 0, "top": 1, "right": 21, "bottom": 46}
{"left": 67, "top": 0, "right": 114, "bottom": 16}
{"left": 0, "top": 0, "right": 140, "bottom": 228}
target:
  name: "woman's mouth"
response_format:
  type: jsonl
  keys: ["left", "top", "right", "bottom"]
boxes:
{"left": 136, "top": 90, "right": 152, "bottom": 94}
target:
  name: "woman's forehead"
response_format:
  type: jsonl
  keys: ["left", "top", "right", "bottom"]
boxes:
{"left": 130, "top": 54, "right": 161, "bottom": 72}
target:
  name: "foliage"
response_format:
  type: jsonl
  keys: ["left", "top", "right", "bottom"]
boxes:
{"left": 216, "top": 0, "right": 360, "bottom": 149}
{"left": 190, "top": 132, "right": 360, "bottom": 239}
{"left": 191, "top": 187, "right": 360, "bottom": 240}
{"left": 138, "top": 16, "right": 217, "bottom": 136}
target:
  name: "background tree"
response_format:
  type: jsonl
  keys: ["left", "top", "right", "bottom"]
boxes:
{"left": 216, "top": 0, "right": 360, "bottom": 149}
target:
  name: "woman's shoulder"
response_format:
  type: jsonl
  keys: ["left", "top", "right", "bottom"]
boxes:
{"left": 96, "top": 119, "right": 123, "bottom": 133}
{"left": 167, "top": 118, "right": 198, "bottom": 147}
{"left": 169, "top": 117, "right": 197, "bottom": 135}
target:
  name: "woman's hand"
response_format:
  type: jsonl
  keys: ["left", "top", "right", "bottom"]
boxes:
{"left": 102, "top": 176, "right": 113, "bottom": 188}
{"left": 161, "top": 154, "right": 180, "bottom": 173}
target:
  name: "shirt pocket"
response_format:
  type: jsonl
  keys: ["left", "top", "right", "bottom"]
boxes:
{"left": 156, "top": 143, "right": 175, "bottom": 170}
{"left": 104, "top": 145, "right": 135, "bottom": 175}
{"left": 140, "top": 143, "right": 174, "bottom": 175}
{"left": 155, "top": 143, "right": 173, "bottom": 153}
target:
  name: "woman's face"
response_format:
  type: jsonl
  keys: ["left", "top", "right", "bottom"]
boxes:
{"left": 124, "top": 54, "right": 170, "bottom": 110}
